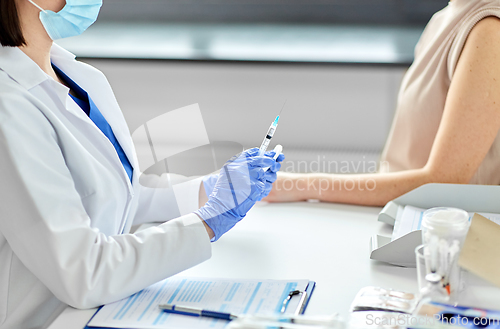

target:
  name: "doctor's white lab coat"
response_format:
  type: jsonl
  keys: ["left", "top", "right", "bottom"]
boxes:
{"left": 0, "top": 45, "right": 211, "bottom": 329}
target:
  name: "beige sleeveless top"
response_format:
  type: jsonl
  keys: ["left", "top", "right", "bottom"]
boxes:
{"left": 380, "top": 0, "right": 500, "bottom": 184}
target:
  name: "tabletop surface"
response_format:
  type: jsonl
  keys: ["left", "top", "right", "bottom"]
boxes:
{"left": 47, "top": 201, "right": 500, "bottom": 329}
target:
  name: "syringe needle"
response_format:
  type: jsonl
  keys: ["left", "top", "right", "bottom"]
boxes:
{"left": 278, "top": 100, "right": 287, "bottom": 117}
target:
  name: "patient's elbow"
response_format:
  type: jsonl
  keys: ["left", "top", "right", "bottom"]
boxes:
{"left": 425, "top": 163, "right": 474, "bottom": 185}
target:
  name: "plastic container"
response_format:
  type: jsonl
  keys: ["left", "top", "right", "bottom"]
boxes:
{"left": 420, "top": 207, "right": 470, "bottom": 302}
{"left": 421, "top": 207, "right": 469, "bottom": 246}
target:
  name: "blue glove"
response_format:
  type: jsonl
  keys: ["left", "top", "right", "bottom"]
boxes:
{"left": 196, "top": 148, "right": 284, "bottom": 241}
{"left": 202, "top": 173, "right": 219, "bottom": 198}
{"left": 202, "top": 150, "right": 284, "bottom": 197}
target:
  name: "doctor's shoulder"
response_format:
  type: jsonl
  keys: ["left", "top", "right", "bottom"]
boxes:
{"left": 0, "top": 72, "right": 35, "bottom": 109}
{"left": 0, "top": 74, "right": 57, "bottom": 138}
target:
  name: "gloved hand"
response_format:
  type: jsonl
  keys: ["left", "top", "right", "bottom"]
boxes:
{"left": 202, "top": 173, "right": 219, "bottom": 198}
{"left": 195, "top": 148, "right": 284, "bottom": 241}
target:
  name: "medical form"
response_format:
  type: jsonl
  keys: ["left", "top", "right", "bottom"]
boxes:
{"left": 86, "top": 277, "right": 311, "bottom": 329}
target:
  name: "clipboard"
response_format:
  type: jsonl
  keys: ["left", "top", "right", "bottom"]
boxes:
{"left": 85, "top": 278, "right": 316, "bottom": 329}
{"left": 281, "top": 281, "right": 316, "bottom": 315}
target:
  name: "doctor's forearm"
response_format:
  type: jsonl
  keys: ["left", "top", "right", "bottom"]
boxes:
{"left": 197, "top": 183, "right": 215, "bottom": 240}
{"left": 199, "top": 182, "right": 208, "bottom": 208}
{"left": 201, "top": 218, "right": 215, "bottom": 240}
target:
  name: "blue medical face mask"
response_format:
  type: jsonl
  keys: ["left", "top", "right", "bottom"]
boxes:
{"left": 27, "top": 0, "right": 102, "bottom": 40}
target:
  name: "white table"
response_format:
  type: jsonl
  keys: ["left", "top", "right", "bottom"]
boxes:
{"left": 47, "top": 202, "right": 500, "bottom": 329}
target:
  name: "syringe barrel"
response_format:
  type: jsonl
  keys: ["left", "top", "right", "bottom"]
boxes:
{"left": 260, "top": 137, "right": 271, "bottom": 152}
{"left": 259, "top": 124, "right": 277, "bottom": 152}
{"left": 267, "top": 126, "right": 276, "bottom": 137}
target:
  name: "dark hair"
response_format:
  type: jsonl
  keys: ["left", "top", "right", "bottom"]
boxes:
{"left": 0, "top": 0, "right": 26, "bottom": 47}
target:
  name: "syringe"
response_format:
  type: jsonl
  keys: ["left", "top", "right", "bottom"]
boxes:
{"left": 259, "top": 116, "right": 279, "bottom": 153}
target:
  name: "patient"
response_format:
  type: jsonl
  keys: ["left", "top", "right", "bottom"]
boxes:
{"left": 265, "top": 0, "right": 500, "bottom": 206}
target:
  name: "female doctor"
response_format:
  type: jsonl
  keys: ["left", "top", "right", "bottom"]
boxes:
{"left": 0, "top": 1, "right": 283, "bottom": 328}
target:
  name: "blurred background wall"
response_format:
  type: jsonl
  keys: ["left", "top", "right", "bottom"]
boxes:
{"left": 96, "top": 0, "right": 447, "bottom": 25}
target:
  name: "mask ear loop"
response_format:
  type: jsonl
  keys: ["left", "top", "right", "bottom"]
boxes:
{"left": 27, "top": 0, "right": 47, "bottom": 13}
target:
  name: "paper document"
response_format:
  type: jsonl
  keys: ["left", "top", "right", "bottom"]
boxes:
{"left": 87, "top": 277, "right": 310, "bottom": 329}
{"left": 391, "top": 206, "right": 500, "bottom": 241}
{"left": 459, "top": 213, "right": 500, "bottom": 287}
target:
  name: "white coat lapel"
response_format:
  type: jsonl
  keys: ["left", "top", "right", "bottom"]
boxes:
{"left": 50, "top": 45, "right": 138, "bottom": 172}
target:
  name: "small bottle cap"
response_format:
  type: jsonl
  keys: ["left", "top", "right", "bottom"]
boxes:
{"left": 425, "top": 272, "right": 442, "bottom": 284}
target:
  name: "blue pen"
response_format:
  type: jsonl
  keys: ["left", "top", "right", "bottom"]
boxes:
{"left": 158, "top": 304, "right": 238, "bottom": 321}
